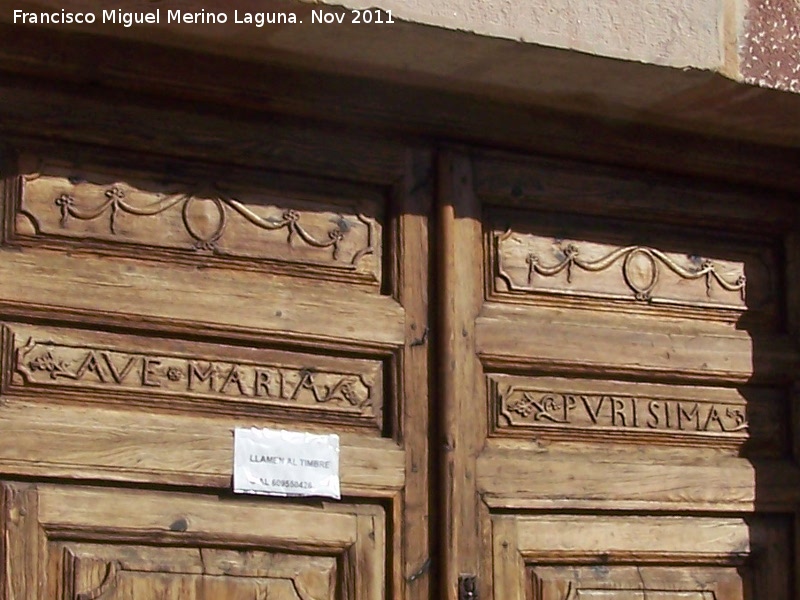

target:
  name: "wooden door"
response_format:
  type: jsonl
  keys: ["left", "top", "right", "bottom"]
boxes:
{"left": 439, "top": 150, "right": 800, "bottom": 599}
{"left": 3, "top": 78, "right": 800, "bottom": 600}
{"left": 0, "top": 88, "right": 432, "bottom": 600}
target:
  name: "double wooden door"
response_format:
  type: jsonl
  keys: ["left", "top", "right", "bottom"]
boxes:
{"left": 0, "top": 96, "right": 798, "bottom": 599}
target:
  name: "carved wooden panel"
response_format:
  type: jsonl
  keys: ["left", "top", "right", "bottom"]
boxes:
{"left": 0, "top": 142, "right": 432, "bottom": 600}
{"left": 486, "top": 208, "right": 781, "bottom": 328}
{"left": 529, "top": 565, "right": 742, "bottom": 600}
{"left": 492, "top": 514, "right": 790, "bottom": 600}
{"left": 7, "top": 157, "right": 384, "bottom": 287}
{"left": 61, "top": 545, "right": 336, "bottom": 599}
{"left": 490, "top": 374, "right": 787, "bottom": 456}
{"left": 3, "top": 323, "right": 384, "bottom": 432}
{"left": 3, "top": 483, "right": 385, "bottom": 599}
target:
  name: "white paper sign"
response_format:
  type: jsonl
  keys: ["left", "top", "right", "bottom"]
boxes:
{"left": 233, "top": 427, "right": 341, "bottom": 499}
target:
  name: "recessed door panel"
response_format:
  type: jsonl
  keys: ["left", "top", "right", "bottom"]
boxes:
{"left": 438, "top": 150, "right": 800, "bottom": 600}
{"left": 3, "top": 483, "right": 383, "bottom": 600}
{"left": 0, "top": 118, "right": 432, "bottom": 600}
{"left": 492, "top": 514, "right": 790, "bottom": 600}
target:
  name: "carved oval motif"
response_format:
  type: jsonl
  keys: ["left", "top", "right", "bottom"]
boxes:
{"left": 623, "top": 247, "right": 658, "bottom": 299}
{"left": 182, "top": 196, "right": 227, "bottom": 248}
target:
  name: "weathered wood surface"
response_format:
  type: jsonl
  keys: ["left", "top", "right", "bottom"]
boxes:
{"left": 492, "top": 514, "right": 790, "bottom": 599}
{"left": 489, "top": 374, "right": 785, "bottom": 456}
{"left": 13, "top": 156, "right": 384, "bottom": 286}
{"left": 0, "top": 399, "right": 405, "bottom": 492}
{"left": 6, "top": 322, "right": 385, "bottom": 430}
{"left": 465, "top": 149, "right": 798, "bottom": 598}
{"left": 2, "top": 25, "right": 800, "bottom": 192}
{"left": 0, "top": 120, "right": 429, "bottom": 598}
{"left": 477, "top": 303, "right": 798, "bottom": 383}
{"left": 0, "top": 49, "right": 798, "bottom": 598}
{"left": 437, "top": 152, "right": 489, "bottom": 600}
{"left": 3, "top": 483, "right": 385, "bottom": 600}
{"left": 477, "top": 445, "right": 800, "bottom": 511}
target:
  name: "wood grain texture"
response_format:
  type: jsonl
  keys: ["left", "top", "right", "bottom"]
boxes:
{"left": 5, "top": 322, "right": 384, "bottom": 431}
{"left": 487, "top": 209, "right": 781, "bottom": 329}
{"left": 489, "top": 374, "right": 786, "bottom": 456}
{"left": 4, "top": 482, "right": 386, "bottom": 600}
{"left": 477, "top": 303, "right": 798, "bottom": 384}
{"left": 477, "top": 446, "right": 800, "bottom": 511}
{"left": 493, "top": 513, "right": 791, "bottom": 600}
{"left": 0, "top": 81, "right": 406, "bottom": 185}
{"left": 11, "top": 156, "right": 385, "bottom": 287}
{"left": 437, "top": 151, "right": 492, "bottom": 600}
{"left": 395, "top": 149, "right": 433, "bottom": 599}
{"left": 529, "top": 565, "right": 744, "bottom": 599}
{"left": 490, "top": 516, "right": 525, "bottom": 600}
{"left": 1, "top": 485, "right": 41, "bottom": 600}
{"left": 473, "top": 151, "right": 797, "bottom": 230}
{"left": 0, "top": 89, "right": 430, "bottom": 598}
{"left": 0, "top": 399, "right": 404, "bottom": 493}
{"left": 62, "top": 548, "right": 337, "bottom": 600}
{"left": 1, "top": 33, "right": 800, "bottom": 596}
{"left": 468, "top": 150, "right": 800, "bottom": 597}
{"left": 1, "top": 26, "right": 800, "bottom": 193}
{"left": 515, "top": 515, "right": 750, "bottom": 558}
{"left": 0, "top": 249, "right": 404, "bottom": 350}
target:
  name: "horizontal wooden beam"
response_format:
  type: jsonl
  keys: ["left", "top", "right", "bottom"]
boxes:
{"left": 0, "top": 24, "right": 799, "bottom": 191}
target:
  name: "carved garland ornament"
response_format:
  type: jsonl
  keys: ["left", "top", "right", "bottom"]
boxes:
{"left": 496, "top": 230, "right": 746, "bottom": 302}
{"left": 53, "top": 185, "right": 375, "bottom": 266}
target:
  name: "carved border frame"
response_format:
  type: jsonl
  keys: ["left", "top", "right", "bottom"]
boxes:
{"left": 481, "top": 206, "right": 784, "bottom": 329}
{"left": 3, "top": 155, "right": 388, "bottom": 289}
{"left": 1, "top": 323, "right": 387, "bottom": 433}
{"left": 490, "top": 514, "right": 792, "bottom": 600}
{"left": 2, "top": 483, "right": 386, "bottom": 600}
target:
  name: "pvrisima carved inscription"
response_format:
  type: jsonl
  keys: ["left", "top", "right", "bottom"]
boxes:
{"left": 502, "top": 389, "right": 747, "bottom": 434}
{"left": 7, "top": 324, "right": 382, "bottom": 428}
{"left": 14, "top": 162, "right": 382, "bottom": 283}
{"left": 490, "top": 375, "right": 786, "bottom": 453}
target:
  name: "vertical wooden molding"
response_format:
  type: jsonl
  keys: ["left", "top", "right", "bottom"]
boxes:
{"left": 785, "top": 217, "right": 800, "bottom": 343}
{"left": 785, "top": 214, "right": 800, "bottom": 598}
{"left": 795, "top": 513, "right": 800, "bottom": 600}
{"left": 2, "top": 484, "right": 40, "bottom": 600}
{"left": 0, "top": 483, "right": 5, "bottom": 600}
{"left": 355, "top": 508, "right": 386, "bottom": 600}
{"left": 785, "top": 223, "right": 800, "bottom": 465}
{"left": 491, "top": 516, "right": 526, "bottom": 600}
{"left": 438, "top": 150, "right": 486, "bottom": 600}
{"left": 398, "top": 148, "right": 433, "bottom": 600}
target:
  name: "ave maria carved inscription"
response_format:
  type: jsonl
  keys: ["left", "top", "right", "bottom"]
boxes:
{"left": 7, "top": 324, "right": 381, "bottom": 427}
